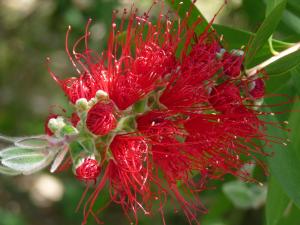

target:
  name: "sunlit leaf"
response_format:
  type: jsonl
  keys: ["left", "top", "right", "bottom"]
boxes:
{"left": 0, "top": 146, "right": 38, "bottom": 158}
{"left": 14, "top": 135, "right": 49, "bottom": 149}
{"left": 2, "top": 153, "right": 48, "bottom": 173}
{"left": 166, "top": 0, "right": 209, "bottom": 35}
{"left": 0, "top": 146, "right": 55, "bottom": 175}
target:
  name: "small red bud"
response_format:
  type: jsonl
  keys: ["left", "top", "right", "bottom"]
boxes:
{"left": 86, "top": 102, "right": 117, "bottom": 136}
{"left": 209, "top": 83, "right": 242, "bottom": 113}
{"left": 75, "top": 158, "right": 101, "bottom": 181}
{"left": 222, "top": 52, "right": 243, "bottom": 77}
{"left": 249, "top": 78, "right": 265, "bottom": 99}
{"left": 45, "top": 114, "right": 58, "bottom": 136}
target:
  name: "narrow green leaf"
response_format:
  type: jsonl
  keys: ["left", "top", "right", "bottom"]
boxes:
{"left": 266, "top": 176, "right": 290, "bottom": 225}
{"left": 278, "top": 202, "right": 300, "bottom": 225}
{"left": 166, "top": 0, "right": 209, "bottom": 35}
{"left": 286, "top": 0, "right": 300, "bottom": 17}
{"left": 0, "top": 146, "right": 39, "bottom": 158}
{"left": 263, "top": 108, "right": 300, "bottom": 209}
{"left": 291, "top": 65, "right": 300, "bottom": 95}
{"left": 288, "top": 98, "right": 300, "bottom": 161}
{"left": 14, "top": 135, "right": 49, "bottom": 149}
{"left": 0, "top": 146, "right": 54, "bottom": 174}
{"left": 265, "top": 0, "right": 286, "bottom": 15}
{"left": 245, "top": 0, "right": 287, "bottom": 67}
{"left": 214, "top": 24, "right": 291, "bottom": 52}
{"left": 2, "top": 153, "right": 48, "bottom": 173}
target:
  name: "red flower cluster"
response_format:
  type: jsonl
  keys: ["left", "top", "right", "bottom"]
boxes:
{"left": 46, "top": 1, "right": 269, "bottom": 225}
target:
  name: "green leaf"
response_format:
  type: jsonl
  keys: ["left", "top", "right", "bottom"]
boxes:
{"left": 214, "top": 24, "right": 291, "bottom": 51}
{"left": 166, "top": 0, "right": 209, "bottom": 35}
{"left": 0, "top": 146, "right": 54, "bottom": 174}
{"left": 286, "top": 0, "right": 300, "bottom": 17}
{"left": 1, "top": 152, "right": 50, "bottom": 174}
{"left": 263, "top": 108, "right": 300, "bottom": 209}
{"left": 266, "top": 176, "right": 290, "bottom": 225}
{"left": 245, "top": 0, "right": 287, "bottom": 67}
{"left": 14, "top": 135, "right": 49, "bottom": 149}
{"left": 0, "top": 146, "right": 38, "bottom": 158}
{"left": 288, "top": 98, "right": 300, "bottom": 161}
{"left": 278, "top": 203, "right": 300, "bottom": 225}
{"left": 291, "top": 65, "right": 300, "bottom": 95}
{"left": 265, "top": 0, "right": 286, "bottom": 15}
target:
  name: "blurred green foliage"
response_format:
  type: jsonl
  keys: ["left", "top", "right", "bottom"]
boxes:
{"left": 0, "top": 0, "right": 299, "bottom": 225}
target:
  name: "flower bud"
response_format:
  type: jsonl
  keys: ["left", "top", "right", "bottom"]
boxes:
{"left": 95, "top": 90, "right": 109, "bottom": 100}
{"left": 86, "top": 102, "right": 117, "bottom": 136}
{"left": 209, "top": 83, "right": 242, "bottom": 113}
{"left": 48, "top": 117, "right": 66, "bottom": 134}
{"left": 45, "top": 114, "right": 58, "bottom": 136}
{"left": 222, "top": 50, "right": 244, "bottom": 77}
{"left": 75, "top": 158, "right": 101, "bottom": 181}
{"left": 75, "top": 98, "right": 89, "bottom": 112}
{"left": 249, "top": 78, "right": 265, "bottom": 99}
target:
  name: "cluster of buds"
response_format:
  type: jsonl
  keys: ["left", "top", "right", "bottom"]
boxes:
{"left": 1, "top": 1, "right": 285, "bottom": 225}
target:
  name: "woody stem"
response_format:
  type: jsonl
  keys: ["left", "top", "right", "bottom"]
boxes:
{"left": 246, "top": 42, "right": 300, "bottom": 76}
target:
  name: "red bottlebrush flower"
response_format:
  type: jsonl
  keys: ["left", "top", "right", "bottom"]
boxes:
{"left": 184, "top": 113, "right": 261, "bottom": 180}
{"left": 209, "top": 82, "right": 242, "bottom": 113}
{"left": 160, "top": 39, "right": 222, "bottom": 109}
{"left": 249, "top": 78, "right": 265, "bottom": 99}
{"left": 222, "top": 51, "right": 244, "bottom": 77}
{"left": 108, "top": 135, "right": 152, "bottom": 217}
{"left": 137, "top": 111, "right": 190, "bottom": 183}
{"left": 75, "top": 158, "right": 101, "bottom": 181}
{"left": 58, "top": 74, "right": 99, "bottom": 104}
{"left": 107, "top": 30, "right": 177, "bottom": 110}
{"left": 47, "top": 22, "right": 109, "bottom": 104}
{"left": 45, "top": 2, "right": 276, "bottom": 225}
{"left": 86, "top": 102, "right": 117, "bottom": 136}
{"left": 110, "top": 135, "right": 149, "bottom": 173}
{"left": 44, "top": 114, "right": 58, "bottom": 136}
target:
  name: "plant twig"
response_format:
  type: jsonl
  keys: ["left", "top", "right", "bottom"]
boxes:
{"left": 246, "top": 42, "right": 300, "bottom": 76}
